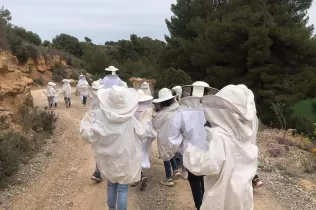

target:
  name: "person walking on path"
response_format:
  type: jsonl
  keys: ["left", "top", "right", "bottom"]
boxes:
{"left": 131, "top": 89, "right": 156, "bottom": 191}
{"left": 80, "top": 85, "right": 149, "bottom": 210}
{"left": 102, "top": 66, "right": 123, "bottom": 89}
{"left": 62, "top": 79, "right": 72, "bottom": 108}
{"left": 88, "top": 80, "right": 104, "bottom": 182}
{"left": 76, "top": 75, "right": 89, "bottom": 106}
{"left": 167, "top": 81, "right": 218, "bottom": 210}
{"left": 183, "top": 84, "right": 259, "bottom": 210}
{"left": 152, "top": 88, "right": 181, "bottom": 187}
{"left": 43, "top": 82, "right": 56, "bottom": 109}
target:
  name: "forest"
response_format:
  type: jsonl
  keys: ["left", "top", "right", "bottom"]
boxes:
{"left": 1, "top": 0, "right": 316, "bottom": 135}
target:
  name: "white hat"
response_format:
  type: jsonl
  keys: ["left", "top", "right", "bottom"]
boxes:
{"left": 48, "top": 82, "right": 54, "bottom": 86}
{"left": 92, "top": 80, "right": 104, "bottom": 90}
{"left": 138, "top": 89, "right": 153, "bottom": 102}
{"left": 97, "top": 85, "right": 139, "bottom": 115}
{"left": 79, "top": 74, "right": 84, "bottom": 78}
{"left": 141, "top": 82, "right": 149, "bottom": 89}
{"left": 153, "top": 88, "right": 175, "bottom": 103}
{"left": 105, "top": 66, "right": 119, "bottom": 72}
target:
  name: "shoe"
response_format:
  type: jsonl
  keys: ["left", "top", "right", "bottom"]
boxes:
{"left": 91, "top": 172, "right": 102, "bottom": 182}
{"left": 252, "top": 178, "right": 263, "bottom": 189}
{"left": 173, "top": 170, "right": 181, "bottom": 180}
{"left": 160, "top": 178, "right": 174, "bottom": 187}
{"left": 181, "top": 170, "right": 188, "bottom": 180}
{"left": 131, "top": 181, "right": 139, "bottom": 187}
{"left": 140, "top": 176, "right": 148, "bottom": 191}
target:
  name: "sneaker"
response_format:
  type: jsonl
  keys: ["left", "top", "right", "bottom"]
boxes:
{"left": 160, "top": 178, "right": 174, "bottom": 187}
{"left": 91, "top": 172, "right": 102, "bottom": 182}
{"left": 173, "top": 170, "right": 181, "bottom": 180}
{"left": 181, "top": 170, "right": 188, "bottom": 180}
{"left": 140, "top": 176, "right": 148, "bottom": 191}
{"left": 252, "top": 178, "right": 264, "bottom": 189}
{"left": 131, "top": 181, "right": 139, "bottom": 187}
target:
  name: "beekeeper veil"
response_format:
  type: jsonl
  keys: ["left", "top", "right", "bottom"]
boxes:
{"left": 141, "top": 82, "right": 152, "bottom": 96}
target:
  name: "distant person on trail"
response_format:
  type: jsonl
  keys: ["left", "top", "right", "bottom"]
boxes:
{"left": 102, "top": 66, "right": 122, "bottom": 89}
{"left": 183, "top": 84, "right": 258, "bottom": 210}
{"left": 62, "top": 79, "right": 72, "bottom": 108}
{"left": 131, "top": 89, "right": 156, "bottom": 191}
{"left": 80, "top": 85, "right": 149, "bottom": 210}
{"left": 76, "top": 75, "right": 89, "bottom": 106}
{"left": 141, "top": 82, "right": 152, "bottom": 96}
{"left": 88, "top": 80, "right": 104, "bottom": 182}
{"left": 152, "top": 88, "right": 182, "bottom": 187}
{"left": 43, "top": 82, "right": 56, "bottom": 109}
{"left": 167, "top": 81, "right": 218, "bottom": 210}
{"left": 52, "top": 83, "right": 58, "bottom": 108}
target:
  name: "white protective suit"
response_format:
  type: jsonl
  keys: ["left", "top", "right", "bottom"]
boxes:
{"left": 89, "top": 88, "right": 101, "bottom": 110}
{"left": 46, "top": 85, "right": 56, "bottom": 97}
{"left": 152, "top": 102, "right": 179, "bottom": 160}
{"left": 80, "top": 107, "right": 148, "bottom": 184}
{"left": 167, "top": 97, "right": 208, "bottom": 157}
{"left": 134, "top": 100, "right": 157, "bottom": 168}
{"left": 103, "top": 75, "right": 122, "bottom": 89}
{"left": 77, "top": 76, "right": 89, "bottom": 97}
{"left": 62, "top": 82, "right": 72, "bottom": 98}
{"left": 183, "top": 84, "right": 258, "bottom": 210}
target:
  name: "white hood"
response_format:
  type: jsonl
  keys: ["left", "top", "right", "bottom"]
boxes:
{"left": 153, "top": 102, "right": 179, "bottom": 160}
{"left": 80, "top": 106, "right": 147, "bottom": 184}
{"left": 183, "top": 84, "right": 258, "bottom": 210}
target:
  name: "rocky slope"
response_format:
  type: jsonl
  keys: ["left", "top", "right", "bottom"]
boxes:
{"left": 0, "top": 51, "right": 33, "bottom": 121}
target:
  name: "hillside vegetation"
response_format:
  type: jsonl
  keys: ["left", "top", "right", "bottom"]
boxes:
{"left": 1, "top": 1, "right": 316, "bottom": 135}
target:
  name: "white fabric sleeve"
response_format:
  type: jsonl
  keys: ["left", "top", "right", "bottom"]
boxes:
{"left": 79, "top": 110, "right": 95, "bottom": 144}
{"left": 168, "top": 112, "right": 183, "bottom": 155}
{"left": 133, "top": 117, "right": 147, "bottom": 142}
{"left": 183, "top": 136, "right": 226, "bottom": 176}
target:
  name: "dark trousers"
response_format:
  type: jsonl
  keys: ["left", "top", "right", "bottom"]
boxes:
{"left": 188, "top": 170, "right": 204, "bottom": 210}
{"left": 163, "top": 157, "right": 178, "bottom": 179}
{"left": 82, "top": 96, "right": 87, "bottom": 105}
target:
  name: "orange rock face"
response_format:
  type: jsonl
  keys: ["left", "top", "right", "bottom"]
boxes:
{"left": 0, "top": 51, "right": 33, "bottom": 121}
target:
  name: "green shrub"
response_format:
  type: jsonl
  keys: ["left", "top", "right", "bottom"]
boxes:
{"left": 33, "top": 77, "right": 44, "bottom": 86}
{"left": 0, "top": 131, "right": 31, "bottom": 179}
{"left": 20, "top": 105, "right": 58, "bottom": 135}
{"left": 311, "top": 102, "right": 316, "bottom": 114}
{"left": 288, "top": 114, "right": 315, "bottom": 138}
{"left": 69, "top": 71, "right": 79, "bottom": 80}
{"left": 52, "top": 73, "right": 63, "bottom": 83}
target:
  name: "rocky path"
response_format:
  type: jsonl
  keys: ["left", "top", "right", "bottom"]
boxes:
{"left": 0, "top": 88, "right": 283, "bottom": 210}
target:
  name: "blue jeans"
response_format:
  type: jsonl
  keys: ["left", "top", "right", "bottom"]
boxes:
{"left": 163, "top": 157, "right": 178, "bottom": 179}
{"left": 107, "top": 181, "right": 128, "bottom": 210}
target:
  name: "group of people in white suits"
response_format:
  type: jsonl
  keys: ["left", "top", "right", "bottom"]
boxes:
{"left": 80, "top": 65, "right": 262, "bottom": 210}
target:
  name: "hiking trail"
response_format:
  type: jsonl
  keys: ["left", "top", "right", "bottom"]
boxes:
{"left": 0, "top": 88, "right": 283, "bottom": 210}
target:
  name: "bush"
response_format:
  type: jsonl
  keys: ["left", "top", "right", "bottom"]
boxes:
{"left": 20, "top": 105, "right": 58, "bottom": 135}
{"left": 0, "top": 131, "right": 31, "bottom": 179}
{"left": 52, "top": 73, "right": 63, "bottom": 83}
{"left": 33, "top": 77, "right": 44, "bottom": 86}
{"left": 311, "top": 102, "right": 316, "bottom": 114}
{"left": 69, "top": 71, "right": 79, "bottom": 80}
{"left": 288, "top": 114, "right": 315, "bottom": 138}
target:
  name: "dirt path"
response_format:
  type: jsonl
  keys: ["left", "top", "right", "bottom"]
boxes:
{"left": 1, "top": 88, "right": 283, "bottom": 210}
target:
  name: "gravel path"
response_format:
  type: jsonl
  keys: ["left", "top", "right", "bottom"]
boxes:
{"left": 0, "top": 88, "right": 286, "bottom": 210}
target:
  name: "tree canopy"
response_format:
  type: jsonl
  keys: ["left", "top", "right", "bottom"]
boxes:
{"left": 163, "top": 0, "right": 316, "bottom": 125}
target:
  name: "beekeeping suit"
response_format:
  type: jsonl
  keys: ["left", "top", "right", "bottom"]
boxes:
{"left": 183, "top": 84, "right": 258, "bottom": 210}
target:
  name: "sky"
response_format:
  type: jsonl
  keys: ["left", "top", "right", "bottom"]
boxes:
{"left": 2, "top": 0, "right": 316, "bottom": 44}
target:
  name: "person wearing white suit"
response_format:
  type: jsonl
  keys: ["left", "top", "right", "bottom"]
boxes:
{"left": 183, "top": 84, "right": 258, "bottom": 210}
